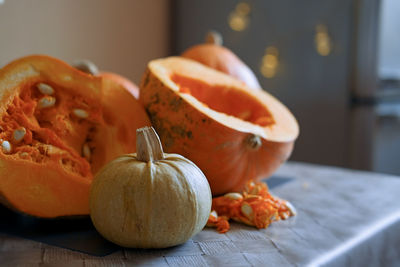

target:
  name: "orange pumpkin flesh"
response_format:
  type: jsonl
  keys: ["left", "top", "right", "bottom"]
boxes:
{"left": 140, "top": 57, "right": 299, "bottom": 196}
{"left": 172, "top": 74, "right": 274, "bottom": 127}
{"left": 0, "top": 55, "right": 150, "bottom": 218}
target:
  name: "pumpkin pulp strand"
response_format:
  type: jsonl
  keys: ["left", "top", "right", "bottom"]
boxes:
{"left": 0, "top": 81, "right": 102, "bottom": 177}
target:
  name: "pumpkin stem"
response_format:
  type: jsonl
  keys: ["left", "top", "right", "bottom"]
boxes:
{"left": 205, "top": 31, "right": 223, "bottom": 46}
{"left": 245, "top": 134, "right": 262, "bottom": 150}
{"left": 136, "top": 126, "right": 165, "bottom": 162}
{"left": 73, "top": 59, "right": 99, "bottom": 75}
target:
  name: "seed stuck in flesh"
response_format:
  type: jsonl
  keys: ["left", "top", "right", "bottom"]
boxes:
{"left": 285, "top": 201, "right": 297, "bottom": 216}
{"left": 38, "top": 96, "right": 56, "bottom": 109}
{"left": 241, "top": 203, "right": 254, "bottom": 220}
{"left": 1, "top": 140, "right": 11, "bottom": 154}
{"left": 210, "top": 211, "right": 218, "bottom": 219}
{"left": 73, "top": 109, "right": 89, "bottom": 119}
{"left": 281, "top": 212, "right": 290, "bottom": 220}
{"left": 224, "top": 192, "right": 243, "bottom": 200}
{"left": 244, "top": 195, "right": 261, "bottom": 201}
{"left": 37, "top": 83, "right": 54, "bottom": 95}
{"left": 82, "top": 143, "right": 91, "bottom": 161}
{"left": 13, "top": 127, "right": 26, "bottom": 143}
{"left": 39, "top": 144, "right": 64, "bottom": 157}
{"left": 20, "top": 152, "right": 29, "bottom": 158}
{"left": 238, "top": 110, "right": 251, "bottom": 121}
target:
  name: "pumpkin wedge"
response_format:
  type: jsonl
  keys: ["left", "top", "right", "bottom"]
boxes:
{"left": 0, "top": 55, "right": 150, "bottom": 218}
{"left": 140, "top": 57, "right": 299, "bottom": 196}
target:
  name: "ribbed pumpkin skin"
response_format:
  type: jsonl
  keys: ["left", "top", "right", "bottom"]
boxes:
{"left": 182, "top": 44, "right": 261, "bottom": 90}
{"left": 0, "top": 55, "right": 151, "bottom": 218}
{"left": 100, "top": 72, "right": 139, "bottom": 99}
{"left": 91, "top": 75, "right": 151, "bottom": 174}
{"left": 139, "top": 60, "right": 296, "bottom": 196}
{"left": 90, "top": 153, "right": 212, "bottom": 248}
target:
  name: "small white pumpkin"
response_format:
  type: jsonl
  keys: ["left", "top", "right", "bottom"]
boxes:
{"left": 89, "top": 126, "right": 212, "bottom": 248}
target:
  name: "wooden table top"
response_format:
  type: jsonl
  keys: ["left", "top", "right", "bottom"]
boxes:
{"left": 1, "top": 162, "right": 400, "bottom": 267}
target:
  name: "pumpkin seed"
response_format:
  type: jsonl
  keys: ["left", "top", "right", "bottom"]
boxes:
{"left": 224, "top": 192, "right": 243, "bottom": 200}
{"left": 20, "top": 152, "right": 29, "bottom": 158}
{"left": 38, "top": 96, "right": 56, "bottom": 109}
{"left": 238, "top": 110, "right": 251, "bottom": 121}
{"left": 73, "top": 109, "right": 88, "bottom": 119}
{"left": 210, "top": 210, "right": 218, "bottom": 218}
{"left": 40, "top": 144, "right": 62, "bottom": 156}
{"left": 46, "top": 145, "right": 54, "bottom": 155}
{"left": 13, "top": 127, "right": 26, "bottom": 143}
{"left": 241, "top": 202, "right": 254, "bottom": 220}
{"left": 244, "top": 194, "right": 261, "bottom": 201}
{"left": 37, "top": 83, "right": 54, "bottom": 95}
{"left": 82, "top": 143, "right": 91, "bottom": 161}
{"left": 285, "top": 201, "right": 297, "bottom": 216}
{"left": 281, "top": 212, "right": 290, "bottom": 220}
{"left": 1, "top": 140, "right": 11, "bottom": 153}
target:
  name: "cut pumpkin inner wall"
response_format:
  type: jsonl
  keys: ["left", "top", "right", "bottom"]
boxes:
{"left": 140, "top": 57, "right": 299, "bottom": 195}
{"left": 0, "top": 55, "right": 151, "bottom": 218}
{"left": 171, "top": 74, "right": 275, "bottom": 127}
{"left": 0, "top": 81, "right": 99, "bottom": 177}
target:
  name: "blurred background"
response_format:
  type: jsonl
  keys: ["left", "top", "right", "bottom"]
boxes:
{"left": 0, "top": 0, "right": 399, "bottom": 175}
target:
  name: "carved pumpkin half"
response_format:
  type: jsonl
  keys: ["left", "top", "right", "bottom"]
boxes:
{"left": 0, "top": 55, "right": 150, "bottom": 218}
{"left": 140, "top": 57, "right": 299, "bottom": 196}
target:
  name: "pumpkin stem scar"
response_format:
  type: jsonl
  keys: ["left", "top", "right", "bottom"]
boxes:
{"left": 136, "top": 126, "right": 165, "bottom": 162}
{"left": 205, "top": 30, "right": 223, "bottom": 46}
{"left": 245, "top": 134, "right": 262, "bottom": 150}
{"left": 73, "top": 60, "right": 99, "bottom": 75}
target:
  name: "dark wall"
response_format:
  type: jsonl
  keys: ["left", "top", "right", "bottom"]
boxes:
{"left": 172, "top": 0, "right": 355, "bottom": 168}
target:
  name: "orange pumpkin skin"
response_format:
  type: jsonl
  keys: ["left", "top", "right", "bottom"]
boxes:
{"left": 0, "top": 55, "right": 150, "bottom": 217}
{"left": 73, "top": 60, "right": 139, "bottom": 99}
{"left": 140, "top": 57, "right": 298, "bottom": 196}
{"left": 181, "top": 44, "right": 261, "bottom": 90}
{"left": 99, "top": 72, "right": 139, "bottom": 99}
{"left": 91, "top": 73, "right": 150, "bottom": 173}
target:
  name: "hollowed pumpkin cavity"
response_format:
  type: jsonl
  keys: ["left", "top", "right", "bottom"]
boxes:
{"left": 171, "top": 74, "right": 275, "bottom": 127}
{"left": 0, "top": 55, "right": 151, "bottom": 218}
{"left": 140, "top": 56, "right": 299, "bottom": 195}
{"left": 0, "top": 81, "right": 100, "bottom": 177}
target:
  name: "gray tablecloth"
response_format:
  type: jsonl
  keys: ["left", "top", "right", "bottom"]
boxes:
{"left": 124, "top": 162, "right": 400, "bottom": 266}
{"left": 264, "top": 162, "right": 400, "bottom": 266}
{"left": 1, "top": 162, "right": 400, "bottom": 266}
